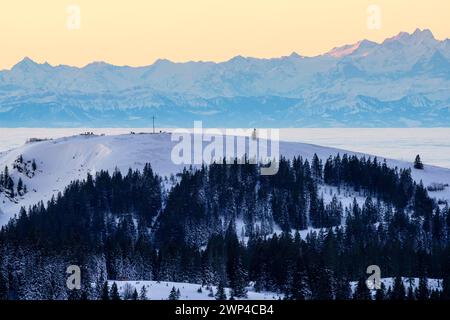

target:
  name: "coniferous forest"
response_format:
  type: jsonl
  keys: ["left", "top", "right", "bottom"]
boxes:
{"left": 1, "top": 154, "right": 450, "bottom": 300}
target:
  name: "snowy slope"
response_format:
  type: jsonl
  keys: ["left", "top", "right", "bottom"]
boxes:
{"left": 109, "top": 277, "right": 443, "bottom": 300}
{"left": 1, "top": 132, "right": 450, "bottom": 226}
{"left": 108, "top": 280, "right": 281, "bottom": 300}
{"left": 111, "top": 278, "right": 442, "bottom": 300}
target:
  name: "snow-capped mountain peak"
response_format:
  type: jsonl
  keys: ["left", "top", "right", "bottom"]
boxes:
{"left": 288, "top": 52, "right": 302, "bottom": 59}
{"left": 10, "top": 57, "right": 50, "bottom": 73}
{"left": 412, "top": 28, "right": 435, "bottom": 41}
{"left": 1, "top": 29, "right": 449, "bottom": 127}
{"left": 384, "top": 28, "right": 437, "bottom": 45}
{"left": 327, "top": 42, "right": 363, "bottom": 58}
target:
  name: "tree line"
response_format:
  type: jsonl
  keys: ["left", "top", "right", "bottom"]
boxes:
{"left": 0, "top": 154, "right": 449, "bottom": 300}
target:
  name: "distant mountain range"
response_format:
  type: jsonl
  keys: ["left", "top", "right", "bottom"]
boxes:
{"left": 1, "top": 28, "right": 449, "bottom": 127}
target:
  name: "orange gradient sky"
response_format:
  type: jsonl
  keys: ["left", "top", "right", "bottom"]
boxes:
{"left": 0, "top": 0, "right": 449, "bottom": 69}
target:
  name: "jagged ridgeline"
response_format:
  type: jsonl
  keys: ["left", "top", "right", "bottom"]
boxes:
{"left": 1, "top": 154, "right": 450, "bottom": 300}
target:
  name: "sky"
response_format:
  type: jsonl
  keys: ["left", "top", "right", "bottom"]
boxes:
{"left": 0, "top": 0, "right": 449, "bottom": 69}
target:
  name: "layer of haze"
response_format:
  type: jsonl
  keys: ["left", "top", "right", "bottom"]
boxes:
{"left": 1, "top": 0, "right": 449, "bottom": 69}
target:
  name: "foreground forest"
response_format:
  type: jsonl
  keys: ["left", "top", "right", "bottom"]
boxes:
{"left": 1, "top": 154, "right": 450, "bottom": 300}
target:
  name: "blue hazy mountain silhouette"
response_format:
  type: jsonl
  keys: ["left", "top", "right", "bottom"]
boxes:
{"left": 0, "top": 29, "right": 449, "bottom": 127}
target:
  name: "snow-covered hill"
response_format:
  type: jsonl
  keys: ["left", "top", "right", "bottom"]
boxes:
{"left": 1, "top": 132, "right": 450, "bottom": 226}
{"left": 1, "top": 29, "right": 449, "bottom": 127}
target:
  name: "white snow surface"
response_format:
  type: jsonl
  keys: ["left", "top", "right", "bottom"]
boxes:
{"left": 351, "top": 277, "right": 443, "bottom": 295}
{"left": 108, "top": 280, "right": 281, "bottom": 300}
{"left": 1, "top": 132, "right": 450, "bottom": 226}
{"left": 111, "top": 278, "right": 442, "bottom": 300}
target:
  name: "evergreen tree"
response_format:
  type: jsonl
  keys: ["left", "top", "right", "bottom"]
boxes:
{"left": 17, "top": 178, "right": 23, "bottom": 195}
{"left": 67, "top": 289, "right": 81, "bottom": 300}
{"left": 391, "top": 276, "right": 405, "bottom": 300}
{"left": 414, "top": 155, "right": 424, "bottom": 170}
{"left": 225, "top": 222, "right": 248, "bottom": 298}
{"left": 375, "top": 283, "right": 386, "bottom": 301}
{"left": 314, "top": 268, "right": 334, "bottom": 300}
{"left": 406, "top": 285, "right": 415, "bottom": 300}
{"left": 230, "top": 263, "right": 247, "bottom": 298}
{"left": 430, "top": 289, "right": 440, "bottom": 300}
{"left": 335, "top": 276, "right": 351, "bottom": 300}
{"left": 80, "top": 290, "right": 89, "bottom": 300}
{"left": 311, "top": 154, "right": 323, "bottom": 181}
{"left": 215, "top": 281, "right": 227, "bottom": 300}
{"left": 110, "top": 282, "right": 121, "bottom": 300}
{"left": 139, "top": 285, "right": 148, "bottom": 300}
{"left": 101, "top": 282, "right": 110, "bottom": 300}
{"left": 416, "top": 277, "right": 429, "bottom": 300}
{"left": 3, "top": 165, "right": 9, "bottom": 187}
{"left": 353, "top": 277, "right": 371, "bottom": 300}
{"left": 442, "top": 276, "right": 450, "bottom": 300}
{"left": 290, "top": 259, "right": 310, "bottom": 300}
{"left": 168, "top": 287, "right": 179, "bottom": 300}
{"left": 132, "top": 288, "right": 138, "bottom": 300}
{"left": 0, "top": 265, "right": 8, "bottom": 300}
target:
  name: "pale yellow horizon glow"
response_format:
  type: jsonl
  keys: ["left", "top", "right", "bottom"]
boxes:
{"left": 0, "top": 0, "right": 449, "bottom": 70}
